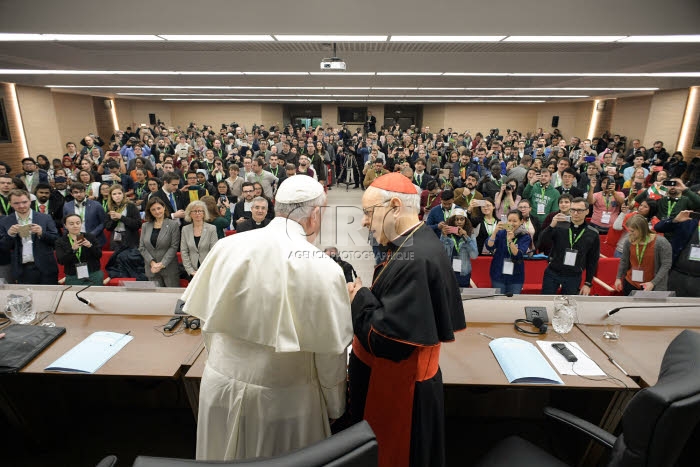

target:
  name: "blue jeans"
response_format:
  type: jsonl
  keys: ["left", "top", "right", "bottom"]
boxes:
{"left": 454, "top": 272, "right": 471, "bottom": 288}
{"left": 491, "top": 278, "right": 524, "bottom": 295}
{"left": 613, "top": 249, "right": 623, "bottom": 258}
{"left": 541, "top": 267, "right": 581, "bottom": 295}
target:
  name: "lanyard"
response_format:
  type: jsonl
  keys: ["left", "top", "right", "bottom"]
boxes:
{"left": 507, "top": 237, "right": 518, "bottom": 257}
{"left": 414, "top": 173, "right": 422, "bottom": 184}
{"left": 427, "top": 194, "right": 436, "bottom": 207}
{"left": 484, "top": 218, "right": 497, "bottom": 235}
{"left": 634, "top": 239, "right": 649, "bottom": 265}
{"left": 569, "top": 227, "right": 585, "bottom": 248}
{"left": 451, "top": 236, "right": 461, "bottom": 254}
{"left": 667, "top": 200, "right": 677, "bottom": 217}
{"left": 604, "top": 194, "right": 611, "bottom": 210}
{"left": 540, "top": 185, "right": 546, "bottom": 197}
{"left": 68, "top": 235, "right": 82, "bottom": 262}
{"left": 0, "top": 196, "right": 9, "bottom": 214}
{"left": 136, "top": 183, "right": 145, "bottom": 198}
{"left": 442, "top": 208, "right": 453, "bottom": 221}
{"left": 270, "top": 166, "right": 279, "bottom": 178}
{"left": 102, "top": 200, "right": 108, "bottom": 212}
{"left": 75, "top": 203, "right": 86, "bottom": 220}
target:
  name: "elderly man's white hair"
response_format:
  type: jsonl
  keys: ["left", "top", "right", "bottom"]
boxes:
{"left": 366, "top": 186, "right": 420, "bottom": 215}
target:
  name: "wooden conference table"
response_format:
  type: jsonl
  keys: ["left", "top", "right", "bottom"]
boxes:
{"left": 183, "top": 293, "right": 700, "bottom": 417}
{"left": 2, "top": 286, "right": 699, "bottom": 464}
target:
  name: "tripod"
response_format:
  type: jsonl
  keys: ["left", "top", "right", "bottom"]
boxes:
{"left": 338, "top": 153, "right": 359, "bottom": 191}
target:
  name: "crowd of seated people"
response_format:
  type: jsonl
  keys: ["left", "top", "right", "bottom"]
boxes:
{"left": 0, "top": 122, "right": 699, "bottom": 296}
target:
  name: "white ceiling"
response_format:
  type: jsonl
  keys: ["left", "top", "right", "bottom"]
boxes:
{"left": 0, "top": 0, "right": 699, "bottom": 102}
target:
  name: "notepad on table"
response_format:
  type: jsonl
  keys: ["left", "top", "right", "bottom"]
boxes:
{"left": 489, "top": 337, "right": 564, "bottom": 385}
{"left": 45, "top": 331, "right": 133, "bottom": 374}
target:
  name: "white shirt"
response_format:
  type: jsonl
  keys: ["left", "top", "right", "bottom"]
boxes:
{"left": 15, "top": 211, "right": 34, "bottom": 263}
{"left": 73, "top": 201, "right": 87, "bottom": 232}
{"left": 181, "top": 217, "right": 352, "bottom": 461}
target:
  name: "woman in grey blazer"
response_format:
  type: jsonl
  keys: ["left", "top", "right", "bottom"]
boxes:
{"left": 139, "top": 197, "right": 181, "bottom": 287}
{"left": 180, "top": 200, "right": 219, "bottom": 277}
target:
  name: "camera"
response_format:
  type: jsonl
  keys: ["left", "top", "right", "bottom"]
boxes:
{"left": 663, "top": 180, "right": 677, "bottom": 187}
{"left": 219, "top": 195, "right": 228, "bottom": 203}
{"left": 396, "top": 147, "right": 404, "bottom": 152}
{"left": 505, "top": 185, "right": 513, "bottom": 191}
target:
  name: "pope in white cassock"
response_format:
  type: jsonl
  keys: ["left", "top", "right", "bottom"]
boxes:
{"left": 181, "top": 175, "right": 353, "bottom": 461}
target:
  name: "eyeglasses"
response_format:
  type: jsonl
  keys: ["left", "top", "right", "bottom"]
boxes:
{"left": 191, "top": 210, "right": 205, "bottom": 214}
{"left": 242, "top": 190, "right": 254, "bottom": 194}
{"left": 362, "top": 201, "right": 390, "bottom": 216}
{"left": 570, "top": 208, "right": 588, "bottom": 213}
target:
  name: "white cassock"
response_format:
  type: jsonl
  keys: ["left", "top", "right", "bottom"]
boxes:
{"left": 181, "top": 216, "right": 353, "bottom": 461}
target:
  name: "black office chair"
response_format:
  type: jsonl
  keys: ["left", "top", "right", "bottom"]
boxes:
{"left": 96, "top": 420, "right": 377, "bottom": 467}
{"left": 476, "top": 329, "right": 700, "bottom": 467}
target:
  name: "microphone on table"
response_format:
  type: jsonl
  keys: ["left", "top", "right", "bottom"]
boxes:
{"left": 75, "top": 284, "right": 94, "bottom": 307}
{"left": 606, "top": 304, "right": 700, "bottom": 317}
{"left": 462, "top": 292, "right": 514, "bottom": 301}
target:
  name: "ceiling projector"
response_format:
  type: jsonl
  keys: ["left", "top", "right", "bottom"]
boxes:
{"left": 320, "top": 57, "right": 347, "bottom": 71}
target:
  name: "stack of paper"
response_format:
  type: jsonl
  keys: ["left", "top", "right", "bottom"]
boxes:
{"left": 489, "top": 338, "right": 564, "bottom": 384}
{"left": 45, "top": 331, "right": 133, "bottom": 374}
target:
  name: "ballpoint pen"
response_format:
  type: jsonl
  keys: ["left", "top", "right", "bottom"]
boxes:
{"left": 110, "top": 330, "right": 131, "bottom": 347}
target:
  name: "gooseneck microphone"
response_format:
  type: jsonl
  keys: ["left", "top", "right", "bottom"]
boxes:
{"left": 462, "top": 292, "right": 514, "bottom": 301}
{"left": 75, "top": 285, "right": 94, "bottom": 307}
{"left": 606, "top": 304, "right": 700, "bottom": 317}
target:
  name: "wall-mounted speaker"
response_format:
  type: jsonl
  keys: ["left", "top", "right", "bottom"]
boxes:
{"left": 149, "top": 113, "right": 157, "bottom": 125}
{"left": 551, "top": 116, "right": 559, "bottom": 127}
{"left": 103, "top": 99, "right": 113, "bottom": 110}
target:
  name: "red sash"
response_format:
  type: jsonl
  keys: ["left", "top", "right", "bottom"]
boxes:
{"left": 352, "top": 334, "right": 441, "bottom": 467}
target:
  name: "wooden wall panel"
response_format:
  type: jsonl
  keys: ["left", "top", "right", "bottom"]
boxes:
{"left": 0, "top": 83, "right": 28, "bottom": 173}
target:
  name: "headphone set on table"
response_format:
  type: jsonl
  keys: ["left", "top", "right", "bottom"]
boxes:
{"left": 514, "top": 317, "right": 548, "bottom": 335}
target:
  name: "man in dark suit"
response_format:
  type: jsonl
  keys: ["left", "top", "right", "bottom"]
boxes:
{"left": 364, "top": 111, "right": 377, "bottom": 134}
{"left": 0, "top": 189, "right": 59, "bottom": 284}
{"left": 19, "top": 157, "right": 49, "bottom": 194}
{"left": 31, "top": 183, "right": 65, "bottom": 232}
{"left": 412, "top": 158, "right": 433, "bottom": 190}
{"left": 62, "top": 182, "right": 106, "bottom": 247}
{"left": 152, "top": 172, "right": 188, "bottom": 222}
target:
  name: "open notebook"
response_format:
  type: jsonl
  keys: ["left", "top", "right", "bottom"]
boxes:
{"left": 489, "top": 337, "right": 564, "bottom": 385}
{"left": 45, "top": 331, "right": 133, "bottom": 374}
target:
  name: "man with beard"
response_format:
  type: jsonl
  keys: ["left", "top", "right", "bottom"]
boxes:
{"left": 453, "top": 172, "right": 483, "bottom": 215}
{"left": 655, "top": 178, "right": 700, "bottom": 240}
{"left": 347, "top": 172, "right": 464, "bottom": 467}
{"left": 31, "top": 183, "right": 65, "bottom": 231}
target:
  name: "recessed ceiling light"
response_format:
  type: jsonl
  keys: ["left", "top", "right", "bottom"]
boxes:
{"left": 619, "top": 35, "right": 700, "bottom": 43}
{"left": 0, "top": 33, "right": 51, "bottom": 41}
{"left": 324, "top": 87, "right": 372, "bottom": 90}
{"left": 243, "top": 72, "right": 308, "bottom": 75}
{"left": 390, "top": 36, "right": 505, "bottom": 42}
{"left": 308, "top": 72, "right": 376, "bottom": 76}
{"left": 274, "top": 35, "right": 387, "bottom": 41}
{"left": 43, "top": 34, "right": 164, "bottom": 41}
{"left": 503, "top": 36, "right": 625, "bottom": 42}
{"left": 158, "top": 35, "right": 273, "bottom": 41}
{"left": 371, "top": 87, "right": 419, "bottom": 90}
{"left": 376, "top": 72, "right": 443, "bottom": 76}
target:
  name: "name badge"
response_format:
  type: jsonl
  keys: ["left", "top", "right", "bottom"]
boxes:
{"left": 601, "top": 211, "right": 612, "bottom": 225}
{"left": 631, "top": 268, "right": 644, "bottom": 283}
{"left": 113, "top": 231, "right": 122, "bottom": 242}
{"left": 452, "top": 258, "right": 461, "bottom": 272}
{"left": 564, "top": 249, "right": 578, "bottom": 267}
{"left": 690, "top": 245, "right": 700, "bottom": 262}
{"left": 502, "top": 259, "right": 514, "bottom": 275}
{"left": 76, "top": 263, "right": 89, "bottom": 279}
{"left": 537, "top": 202, "right": 546, "bottom": 215}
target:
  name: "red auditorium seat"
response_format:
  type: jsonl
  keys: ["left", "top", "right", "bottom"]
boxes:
{"left": 225, "top": 230, "right": 237, "bottom": 236}
{"left": 102, "top": 229, "right": 111, "bottom": 251}
{"left": 470, "top": 256, "right": 493, "bottom": 288}
{"left": 521, "top": 259, "right": 549, "bottom": 294}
